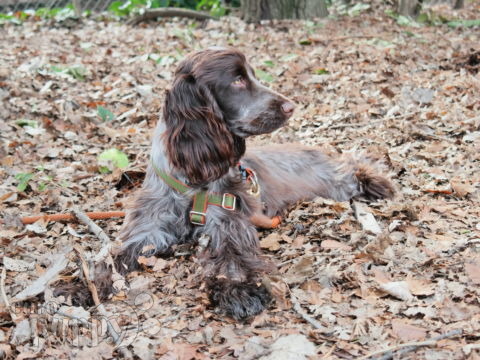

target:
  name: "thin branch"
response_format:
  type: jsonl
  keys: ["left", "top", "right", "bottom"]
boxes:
{"left": 21, "top": 211, "right": 125, "bottom": 225}
{"left": 291, "top": 294, "right": 327, "bottom": 331}
{"left": 73, "top": 246, "right": 131, "bottom": 358}
{"left": 72, "top": 208, "right": 128, "bottom": 297}
{"left": 72, "top": 210, "right": 130, "bottom": 357}
{"left": 0, "top": 267, "right": 17, "bottom": 321}
{"left": 358, "top": 329, "right": 463, "bottom": 360}
{"left": 127, "top": 8, "right": 216, "bottom": 25}
{"left": 11, "top": 250, "right": 71, "bottom": 303}
{"left": 72, "top": 208, "right": 111, "bottom": 247}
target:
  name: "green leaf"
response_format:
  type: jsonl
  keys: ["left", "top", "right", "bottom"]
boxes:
{"left": 348, "top": 3, "right": 370, "bottom": 16}
{"left": 16, "top": 119, "right": 38, "bottom": 128}
{"left": 280, "top": 54, "right": 298, "bottom": 62}
{"left": 37, "top": 182, "right": 48, "bottom": 192}
{"left": 314, "top": 68, "right": 330, "bottom": 75}
{"left": 263, "top": 60, "right": 275, "bottom": 68}
{"left": 98, "top": 148, "right": 129, "bottom": 171}
{"left": 66, "top": 66, "right": 87, "bottom": 81}
{"left": 299, "top": 38, "right": 312, "bottom": 45}
{"left": 397, "top": 15, "right": 419, "bottom": 27}
{"left": 15, "top": 173, "right": 34, "bottom": 192}
{"left": 447, "top": 19, "right": 480, "bottom": 28}
{"left": 255, "top": 69, "right": 274, "bottom": 83}
{"left": 97, "top": 106, "right": 116, "bottom": 122}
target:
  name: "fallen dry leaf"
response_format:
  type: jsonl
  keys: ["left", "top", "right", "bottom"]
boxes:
{"left": 321, "top": 239, "right": 352, "bottom": 251}
{"left": 260, "top": 233, "right": 281, "bottom": 251}
{"left": 465, "top": 262, "right": 480, "bottom": 284}
{"left": 379, "top": 281, "right": 414, "bottom": 301}
{"left": 391, "top": 319, "right": 427, "bottom": 341}
{"left": 407, "top": 278, "right": 435, "bottom": 296}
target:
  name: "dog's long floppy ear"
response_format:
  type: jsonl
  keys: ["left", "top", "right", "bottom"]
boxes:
{"left": 163, "top": 74, "right": 243, "bottom": 185}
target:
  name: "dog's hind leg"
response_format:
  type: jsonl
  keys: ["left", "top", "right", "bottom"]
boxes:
{"left": 243, "top": 144, "right": 395, "bottom": 216}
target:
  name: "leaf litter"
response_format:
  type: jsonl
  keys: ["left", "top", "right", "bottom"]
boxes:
{"left": 0, "top": 2, "right": 479, "bottom": 359}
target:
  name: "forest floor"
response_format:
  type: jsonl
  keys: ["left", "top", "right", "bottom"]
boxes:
{"left": 1, "top": 2, "right": 479, "bottom": 359}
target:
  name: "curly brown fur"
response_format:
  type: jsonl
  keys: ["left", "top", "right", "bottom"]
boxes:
{"left": 113, "top": 47, "right": 396, "bottom": 320}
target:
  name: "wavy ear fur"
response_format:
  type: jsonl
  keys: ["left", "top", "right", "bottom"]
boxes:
{"left": 163, "top": 74, "right": 244, "bottom": 185}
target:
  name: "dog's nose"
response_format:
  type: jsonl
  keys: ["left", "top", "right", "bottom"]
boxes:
{"left": 281, "top": 102, "right": 295, "bottom": 117}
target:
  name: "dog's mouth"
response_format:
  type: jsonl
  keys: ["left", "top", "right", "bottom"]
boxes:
{"left": 236, "top": 115, "right": 288, "bottom": 137}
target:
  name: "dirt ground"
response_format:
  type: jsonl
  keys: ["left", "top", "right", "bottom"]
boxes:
{"left": 0, "top": 2, "right": 479, "bottom": 359}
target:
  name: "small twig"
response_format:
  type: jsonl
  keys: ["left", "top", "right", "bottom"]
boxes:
{"left": 291, "top": 294, "right": 327, "bottom": 330}
{"left": 21, "top": 211, "right": 125, "bottom": 225}
{"left": 359, "top": 329, "right": 463, "bottom": 360}
{"left": 12, "top": 249, "right": 71, "bottom": 303}
{"left": 72, "top": 208, "right": 112, "bottom": 247}
{"left": 0, "top": 267, "right": 17, "bottom": 321}
{"left": 127, "top": 8, "right": 216, "bottom": 25}
{"left": 312, "top": 35, "right": 378, "bottom": 44}
{"left": 54, "top": 309, "right": 91, "bottom": 328}
{"left": 72, "top": 209, "right": 128, "bottom": 300}
{"left": 278, "top": 252, "right": 346, "bottom": 267}
{"left": 327, "top": 119, "right": 385, "bottom": 130}
{"left": 323, "top": 344, "right": 337, "bottom": 358}
{"left": 73, "top": 246, "right": 130, "bottom": 357}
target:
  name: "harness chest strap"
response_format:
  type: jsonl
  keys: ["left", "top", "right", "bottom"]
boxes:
{"left": 152, "top": 163, "right": 236, "bottom": 226}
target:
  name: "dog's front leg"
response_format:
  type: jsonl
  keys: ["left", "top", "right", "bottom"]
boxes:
{"left": 115, "top": 181, "right": 191, "bottom": 272}
{"left": 198, "top": 207, "right": 272, "bottom": 320}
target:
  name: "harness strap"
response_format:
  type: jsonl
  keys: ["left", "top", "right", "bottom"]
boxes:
{"left": 152, "top": 162, "right": 236, "bottom": 226}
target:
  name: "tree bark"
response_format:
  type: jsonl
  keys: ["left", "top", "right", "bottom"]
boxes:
{"left": 241, "top": 0, "right": 328, "bottom": 23}
{"left": 398, "top": 0, "right": 419, "bottom": 16}
{"left": 453, "top": 0, "right": 464, "bottom": 9}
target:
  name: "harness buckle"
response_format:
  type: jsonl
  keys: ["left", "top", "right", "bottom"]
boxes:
{"left": 190, "top": 211, "right": 206, "bottom": 226}
{"left": 222, "top": 193, "right": 236, "bottom": 211}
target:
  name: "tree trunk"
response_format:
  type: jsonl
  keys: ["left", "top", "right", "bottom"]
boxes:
{"left": 241, "top": 0, "right": 328, "bottom": 23}
{"left": 453, "top": 0, "right": 464, "bottom": 9}
{"left": 398, "top": 0, "right": 419, "bottom": 16}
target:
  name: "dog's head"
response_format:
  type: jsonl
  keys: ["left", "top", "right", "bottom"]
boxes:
{"left": 163, "top": 47, "right": 295, "bottom": 185}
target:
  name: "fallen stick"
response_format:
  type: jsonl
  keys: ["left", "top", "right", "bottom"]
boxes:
{"left": 291, "top": 294, "right": 327, "bottom": 331}
{"left": 21, "top": 209, "right": 278, "bottom": 230}
{"left": 0, "top": 267, "right": 17, "bottom": 321}
{"left": 358, "top": 329, "right": 462, "bottom": 360}
{"left": 73, "top": 246, "right": 131, "bottom": 358}
{"left": 72, "top": 208, "right": 128, "bottom": 294}
{"left": 11, "top": 249, "right": 71, "bottom": 303}
{"left": 127, "top": 8, "right": 216, "bottom": 25}
{"left": 21, "top": 211, "right": 126, "bottom": 225}
{"left": 72, "top": 209, "right": 112, "bottom": 247}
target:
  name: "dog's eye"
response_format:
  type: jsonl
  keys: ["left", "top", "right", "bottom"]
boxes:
{"left": 232, "top": 76, "right": 246, "bottom": 88}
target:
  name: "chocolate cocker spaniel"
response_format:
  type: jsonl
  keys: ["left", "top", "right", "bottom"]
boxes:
{"left": 117, "top": 47, "right": 395, "bottom": 320}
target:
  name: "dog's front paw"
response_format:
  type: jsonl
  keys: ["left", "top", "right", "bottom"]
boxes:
{"left": 207, "top": 279, "right": 272, "bottom": 320}
{"left": 355, "top": 165, "right": 395, "bottom": 200}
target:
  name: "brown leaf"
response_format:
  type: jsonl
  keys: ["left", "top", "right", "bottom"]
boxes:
{"left": 172, "top": 343, "right": 202, "bottom": 360}
{"left": 284, "top": 257, "right": 315, "bottom": 285}
{"left": 321, "top": 239, "right": 352, "bottom": 251}
{"left": 381, "top": 87, "right": 395, "bottom": 98}
{"left": 391, "top": 319, "right": 426, "bottom": 341}
{"left": 450, "top": 178, "right": 476, "bottom": 197}
{"left": 259, "top": 233, "right": 281, "bottom": 251}
{"left": 293, "top": 235, "right": 306, "bottom": 248}
{"left": 407, "top": 278, "right": 435, "bottom": 296}
{"left": 465, "top": 262, "right": 480, "bottom": 284}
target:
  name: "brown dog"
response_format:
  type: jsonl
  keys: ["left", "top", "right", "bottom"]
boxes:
{"left": 116, "top": 47, "right": 395, "bottom": 319}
